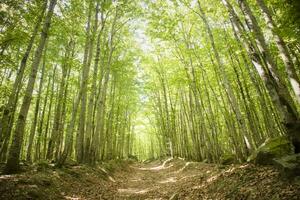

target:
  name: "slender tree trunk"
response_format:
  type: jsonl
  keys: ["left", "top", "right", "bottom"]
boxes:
{"left": 55, "top": 66, "right": 71, "bottom": 160}
{"left": 85, "top": 7, "right": 106, "bottom": 163}
{"left": 237, "top": 0, "right": 300, "bottom": 148}
{"left": 256, "top": 0, "right": 300, "bottom": 103}
{"left": 197, "top": 0, "right": 248, "bottom": 160}
{"left": 0, "top": 1, "right": 47, "bottom": 162}
{"left": 35, "top": 71, "right": 51, "bottom": 161}
{"left": 4, "top": 0, "right": 57, "bottom": 174}
{"left": 76, "top": 0, "right": 93, "bottom": 163}
{"left": 91, "top": 9, "right": 118, "bottom": 164}
{"left": 223, "top": 0, "right": 283, "bottom": 135}
{"left": 26, "top": 44, "right": 47, "bottom": 162}
{"left": 47, "top": 41, "right": 72, "bottom": 161}
{"left": 43, "top": 65, "right": 57, "bottom": 159}
{"left": 56, "top": 93, "right": 79, "bottom": 167}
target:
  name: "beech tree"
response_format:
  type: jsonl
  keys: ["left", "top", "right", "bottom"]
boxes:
{"left": 4, "top": 0, "right": 57, "bottom": 173}
{"left": 1, "top": 0, "right": 299, "bottom": 173}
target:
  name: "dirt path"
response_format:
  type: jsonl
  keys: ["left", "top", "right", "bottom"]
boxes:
{"left": 111, "top": 158, "right": 300, "bottom": 200}
{"left": 114, "top": 158, "right": 187, "bottom": 199}
{"left": 1, "top": 158, "right": 300, "bottom": 199}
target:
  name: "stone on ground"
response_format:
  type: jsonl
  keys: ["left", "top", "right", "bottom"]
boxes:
{"left": 273, "top": 153, "right": 300, "bottom": 179}
{"left": 248, "top": 136, "right": 294, "bottom": 165}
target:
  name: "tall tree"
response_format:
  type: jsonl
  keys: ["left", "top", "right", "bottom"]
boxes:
{"left": 256, "top": 0, "right": 300, "bottom": 104}
{"left": 236, "top": 0, "right": 300, "bottom": 149}
{"left": 0, "top": 1, "right": 48, "bottom": 162}
{"left": 76, "top": 0, "right": 93, "bottom": 163}
{"left": 4, "top": 0, "right": 57, "bottom": 174}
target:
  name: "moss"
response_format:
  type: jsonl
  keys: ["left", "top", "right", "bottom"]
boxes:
{"left": 248, "top": 136, "right": 294, "bottom": 165}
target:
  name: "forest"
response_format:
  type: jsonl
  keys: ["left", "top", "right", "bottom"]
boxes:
{"left": 1, "top": 0, "right": 300, "bottom": 199}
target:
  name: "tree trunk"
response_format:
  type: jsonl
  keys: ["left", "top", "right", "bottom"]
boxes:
{"left": 76, "top": 0, "right": 93, "bottom": 163}
{"left": 43, "top": 65, "right": 57, "bottom": 159}
{"left": 56, "top": 93, "right": 79, "bottom": 167}
{"left": 4, "top": 0, "right": 57, "bottom": 174}
{"left": 91, "top": 9, "right": 118, "bottom": 164}
{"left": 197, "top": 0, "right": 248, "bottom": 160}
{"left": 35, "top": 70, "right": 51, "bottom": 161}
{"left": 237, "top": 0, "right": 300, "bottom": 149}
{"left": 256, "top": 0, "right": 300, "bottom": 104}
{"left": 85, "top": 6, "right": 105, "bottom": 163}
{"left": 47, "top": 41, "right": 72, "bottom": 161}
{"left": 0, "top": 1, "right": 47, "bottom": 162}
{"left": 26, "top": 43, "right": 47, "bottom": 162}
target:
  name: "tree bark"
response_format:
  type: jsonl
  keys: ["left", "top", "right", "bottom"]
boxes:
{"left": 35, "top": 69, "right": 51, "bottom": 161}
{"left": 85, "top": 6, "right": 106, "bottom": 163}
{"left": 4, "top": 0, "right": 57, "bottom": 174}
{"left": 26, "top": 43, "right": 47, "bottom": 162}
{"left": 0, "top": 1, "right": 47, "bottom": 162}
{"left": 91, "top": 8, "right": 118, "bottom": 164}
{"left": 47, "top": 41, "right": 72, "bottom": 161}
{"left": 197, "top": 0, "right": 248, "bottom": 160}
{"left": 237, "top": 0, "right": 300, "bottom": 146}
{"left": 76, "top": 0, "right": 93, "bottom": 163}
{"left": 256, "top": 0, "right": 300, "bottom": 104}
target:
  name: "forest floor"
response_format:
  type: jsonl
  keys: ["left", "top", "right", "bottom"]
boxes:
{"left": 1, "top": 158, "right": 300, "bottom": 200}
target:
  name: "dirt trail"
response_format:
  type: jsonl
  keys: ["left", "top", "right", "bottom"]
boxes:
{"left": 114, "top": 158, "right": 189, "bottom": 199}
{"left": 1, "top": 158, "right": 300, "bottom": 199}
{"left": 114, "top": 158, "right": 300, "bottom": 200}
{"left": 111, "top": 158, "right": 300, "bottom": 199}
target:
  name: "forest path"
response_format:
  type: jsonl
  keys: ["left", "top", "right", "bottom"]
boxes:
{"left": 1, "top": 158, "right": 300, "bottom": 199}
{"left": 113, "top": 158, "right": 206, "bottom": 199}
{"left": 110, "top": 158, "right": 300, "bottom": 200}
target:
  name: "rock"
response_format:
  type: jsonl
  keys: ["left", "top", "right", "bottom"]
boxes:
{"left": 248, "top": 136, "right": 294, "bottom": 165}
{"left": 285, "top": 121, "right": 300, "bottom": 153}
{"left": 273, "top": 154, "right": 300, "bottom": 179}
{"left": 220, "top": 154, "right": 235, "bottom": 165}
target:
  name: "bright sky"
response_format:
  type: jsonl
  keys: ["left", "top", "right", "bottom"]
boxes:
{"left": 129, "top": 9, "right": 158, "bottom": 158}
